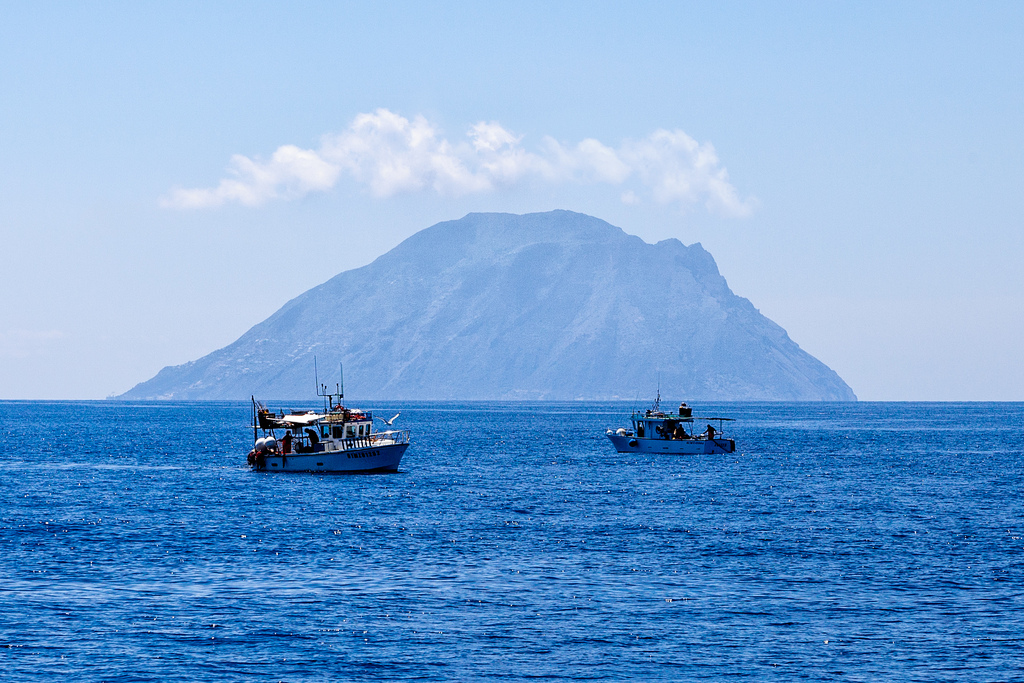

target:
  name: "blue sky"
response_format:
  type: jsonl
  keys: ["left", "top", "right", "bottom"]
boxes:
{"left": 2, "top": 1, "right": 1022, "bottom": 400}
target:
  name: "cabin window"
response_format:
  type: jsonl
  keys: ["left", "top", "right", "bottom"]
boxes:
{"left": 358, "top": 425, "right": 364, "bottom": 436}
{"left": 347, "top": 425, "right": 355, "bottom": 438}
{"left": 637, "top": 423, "right": 644, "bottom": 437}
{"left": 332, "top": 425, "right": 343, "bottom": 439}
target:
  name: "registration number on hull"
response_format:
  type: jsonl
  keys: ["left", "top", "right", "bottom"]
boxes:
{"left": 348, "top": 450, "right": 381, "bottom": 459}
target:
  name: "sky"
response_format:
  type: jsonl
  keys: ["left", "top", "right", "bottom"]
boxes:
{"left": 1, "top": 1, "right": 1022, "bottom": 401}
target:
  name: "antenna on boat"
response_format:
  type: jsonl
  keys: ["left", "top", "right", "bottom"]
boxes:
{"left": 314, "top": 355, "right": 335, "bottom": 414}
{"left": 339, "top": 362, "right": 344, "bottom": 401}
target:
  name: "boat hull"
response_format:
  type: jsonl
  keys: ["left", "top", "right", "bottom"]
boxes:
{"left": 254, "top": 442, "right": 408, "bottom": 473}
{"left": 607, "top": 434, "right": 735, "bottom": 455}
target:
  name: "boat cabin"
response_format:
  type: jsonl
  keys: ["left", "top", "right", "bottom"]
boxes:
{"left": 254, "top": 404, "right": 377, "bottom": 454}
{"left": 626, "top": 402, "right": 731, "bottom": 441}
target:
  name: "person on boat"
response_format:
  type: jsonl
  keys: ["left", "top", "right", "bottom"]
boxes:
{"left": 705, "top": 424, "right": 716, "bottom": 440}
{"left": 304, "top": 427, "right": 320, "bottom": 452}
{"left": 282, "top": 430, "right": 292, "bottom": 455}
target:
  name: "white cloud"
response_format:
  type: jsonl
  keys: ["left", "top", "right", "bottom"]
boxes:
{"left": 621, "top": 129, "right": 756, "bottom": 217}
{"left": 320, "top": 109, "right": 488, "bottom": 197}
{"left": 468, "top": 121, "right": 521, "bottom": 152}
{"left": 620, "top": 190, "right": 640, "bottom": 205}
{"left": 161, "top": 145, "right": 339, "bottom": 208}
{"left": 161, "top": 109, "right": 754, "bottom": 216}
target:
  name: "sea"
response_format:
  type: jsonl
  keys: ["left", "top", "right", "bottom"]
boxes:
{"left": 1, "top": 400, "right": 1022, "bottom": 681}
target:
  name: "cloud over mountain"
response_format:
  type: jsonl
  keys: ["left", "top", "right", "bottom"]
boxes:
{"left": 161, "top": 109, "right": 755, "bottom": 216}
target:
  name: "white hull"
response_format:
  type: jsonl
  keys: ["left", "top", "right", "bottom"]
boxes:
{"left": 257, "top": 442, "right": 408, "bottom": 473}
{"left": 607, "top": 433, "right": 735, "bottom": 455}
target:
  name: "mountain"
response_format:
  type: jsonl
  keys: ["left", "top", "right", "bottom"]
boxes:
{"left": 120, "top": 210, "right": 856, "bottom": 401}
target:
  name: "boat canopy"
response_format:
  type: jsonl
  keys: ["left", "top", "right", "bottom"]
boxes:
{"left": 635, "top": 412, "right": 735, "bottom": 422}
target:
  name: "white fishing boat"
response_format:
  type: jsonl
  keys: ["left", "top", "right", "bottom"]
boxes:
{"left": 246, "top": 372, "right": 409, "bottom": 473}
{"left": 606, "top": 393, "right": 736, "bottom": 455}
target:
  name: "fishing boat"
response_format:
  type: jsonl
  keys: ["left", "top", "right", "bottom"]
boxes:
{"left": 606, "top": 392, "right": 736, "bottom": 455}
{"left": 246, "top": 373, "right": 409, "bottom": 473}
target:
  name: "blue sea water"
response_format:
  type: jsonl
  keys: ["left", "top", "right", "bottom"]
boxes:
{"left": 1, "top": 400, "right": 1022, "bottom": 681}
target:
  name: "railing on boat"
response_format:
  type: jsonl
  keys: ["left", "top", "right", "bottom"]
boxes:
{"left": 330, "top": 430, "right": 410, "bottom": 451}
